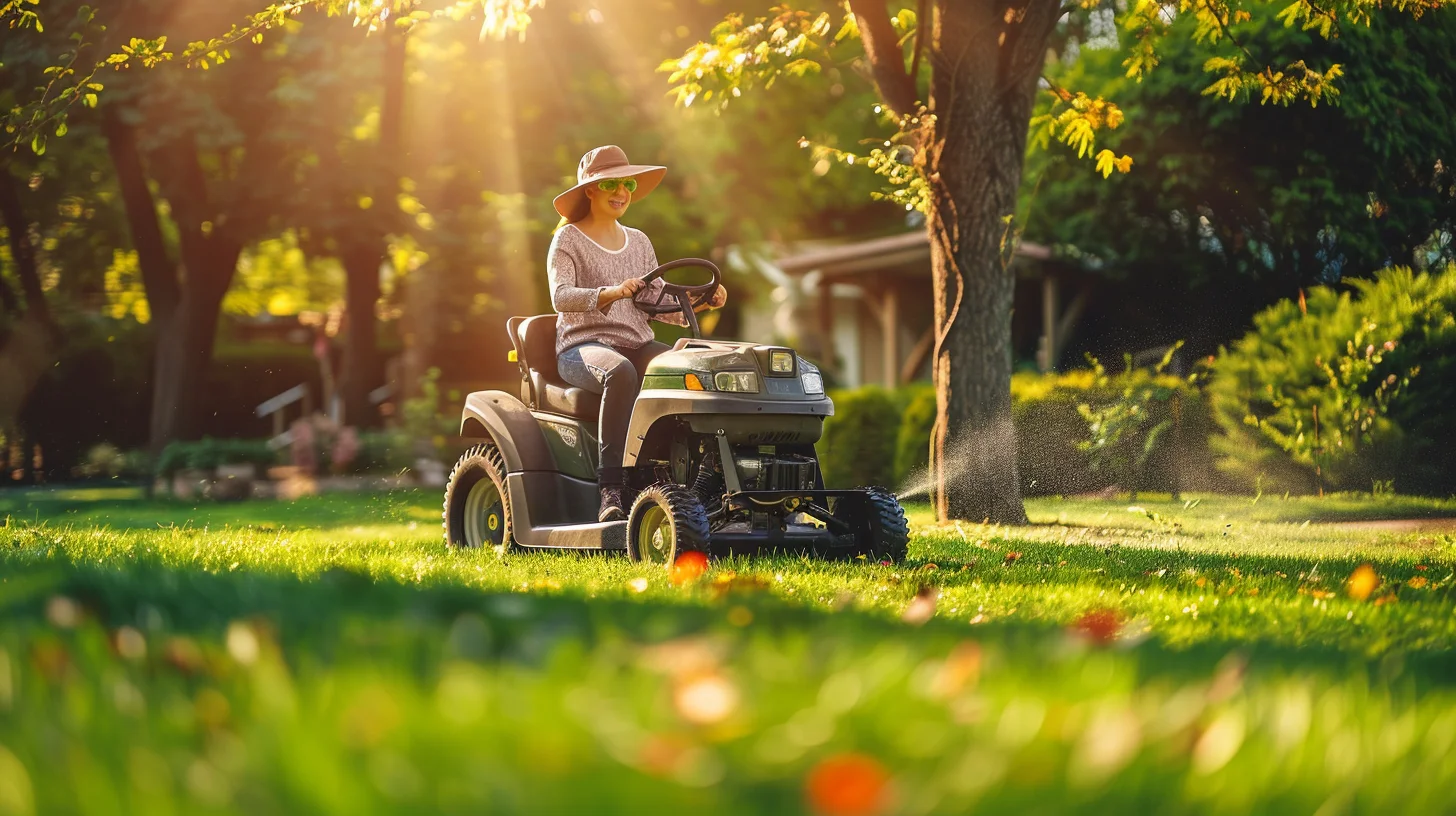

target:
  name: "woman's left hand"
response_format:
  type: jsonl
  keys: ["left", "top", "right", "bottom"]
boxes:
{"left": 695, "top": 285, "right": 728, "bottom": 312}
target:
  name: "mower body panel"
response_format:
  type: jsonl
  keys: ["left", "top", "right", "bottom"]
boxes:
{"left": 460, "top": 391, "right": 623, "bottom": 549}
{"left": 622, "top": 390, "right": 833, "bottom": 466}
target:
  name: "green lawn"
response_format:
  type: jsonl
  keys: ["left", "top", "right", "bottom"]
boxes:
{"left": 2, "top": 487, "right": 1455, "bottom": 814}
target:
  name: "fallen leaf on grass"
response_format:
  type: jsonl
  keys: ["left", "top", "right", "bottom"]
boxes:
{"left": 674, "top": 672, "right": 739, "bottom": 726}
{"left": 707, "top": 572, "right": 771, "bottom": 599}
{"left": 671, "top": 551, "right": 709, "bottom": 586}
{"left": 930, "top": 641, "right": 982, "bottom": 697}
{"left": 902, "top": 585, "right": 937, "bottom": 625}
{"left": 805, "top": 753, "right": 892, "bottom": 816}
{"left": 1408, "top": 576, "right": 1429, "bottom": 589}
{"left": 1003, "top": 552, "right": 1021, "bottom": 565}
{"left": 637, "top": 733, "right": 695, "bottom": 777}
{"left": 45, "top": 596, "right": 80, "bottom": 629}
{"left": 1073, "top": 608, "right": 1121, "bottom": 644}
{"left": 1347, "top": 564, "right": 1380, "bottom": 601}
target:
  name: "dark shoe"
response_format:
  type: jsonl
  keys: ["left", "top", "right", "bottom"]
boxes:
{"left": 599, "top": 467, "right": 628, "bottom": 522}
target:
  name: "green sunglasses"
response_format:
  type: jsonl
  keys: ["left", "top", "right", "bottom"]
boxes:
{"left": 597, "top": 178, "right": 638, "bottom": 193}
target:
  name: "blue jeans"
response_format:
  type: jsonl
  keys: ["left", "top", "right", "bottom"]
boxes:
{"left": 558, "top": 340, "right": 670, "bottom": 470}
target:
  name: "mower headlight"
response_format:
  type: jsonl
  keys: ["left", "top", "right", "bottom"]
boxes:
{"left": 714, "top": 371, "right": 760, "bottom": 393}
{"left": 801, "top": 371, "right": 824, "bottom": 395}
{"left": 770, "top": 350, "right": 794, "bottom": 373}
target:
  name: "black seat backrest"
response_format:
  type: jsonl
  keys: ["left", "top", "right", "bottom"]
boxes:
{"left": 513, "top": 315, "right": 563, "bottom": 383}
{"left": 508, "top": 315, "right": 560, "bottom": 408}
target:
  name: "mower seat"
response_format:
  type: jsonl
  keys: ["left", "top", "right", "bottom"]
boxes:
{"left": 508, "top": 315, "right": 601, "bottom": 422}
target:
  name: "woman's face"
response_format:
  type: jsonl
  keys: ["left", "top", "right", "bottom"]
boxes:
{"left": 584, "top": 178, "right": 633, "bottom": 220}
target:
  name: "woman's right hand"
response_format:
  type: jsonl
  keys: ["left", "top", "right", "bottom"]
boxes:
{"left": 600, "top": 277, "right": 648, "bottom": 307}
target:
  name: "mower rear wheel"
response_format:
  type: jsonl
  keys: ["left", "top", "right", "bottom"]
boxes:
{"left": 443, "top": 443, "right": 514, "bottom": 552}
{"left": 628, "top": 484, "right": 710, "bottom": 567}
{"left": 858, "top": 487, "right": 910, "bottom": 563}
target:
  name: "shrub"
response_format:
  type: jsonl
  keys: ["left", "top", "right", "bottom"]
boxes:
{"left": 77, "top": 443, "right": 151, "bottom": 481}
{"left": 156, "top": 438, "right": 279, "bottom": 477}
{"left": 857, "top": 372, "right": 1218, "bottom": 499}
{"left": 894, "top": 388, "right": 937, "bottom": 486}
{"left": 1209, "top": 265, "right": 1456, "bottom": 495}
{"left": 1077, "top": 344, "right": 1205, "bottom": 499}
{"left": 819, "top": 387, "right": 901, "bottom": 488}
{"left": 352, "top": 430, "right": 419, "bottom": 474}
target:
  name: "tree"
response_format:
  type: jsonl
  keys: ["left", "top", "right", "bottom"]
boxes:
{"left": 266, "top": 16, "right": 411, "bottom": 427}
{"left": 94, "top": 0, "right": 332, "bottom": 452}
{"left": 657, "top": 0, "right": 1452, "bottom": 522}
{"left": 1021, "top": 6, "right": 1456, "bottom": 361}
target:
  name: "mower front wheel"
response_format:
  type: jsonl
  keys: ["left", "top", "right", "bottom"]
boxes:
{"left": 628, "top": 484, "right": 710, "bottom": 567}
{"left": 857, "top": 487, "right": 910, "bottom": 563}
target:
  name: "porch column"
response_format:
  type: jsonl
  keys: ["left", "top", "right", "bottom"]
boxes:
{"left": 1039, "top": 273, "right": 1058, "bottom": 373}
{"left": 817, "top": 273, "right": 835, "bottom": 376}
{"left": 880, "top": 281, "right": 899, "bottom": 388}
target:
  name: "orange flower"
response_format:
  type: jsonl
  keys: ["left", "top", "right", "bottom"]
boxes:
{"left": 1347, "top": 564, "right": 1380, "bottom": 601}
{"left": 671, "top": 551, "right": 710, "bottom": 586}
{"left": 805, "top": 753, "right": 891, "bottom": 816}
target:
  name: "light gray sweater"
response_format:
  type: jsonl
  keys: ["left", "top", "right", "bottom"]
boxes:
{"left": 548, "top": 223, "right": 685, "bottom": 353}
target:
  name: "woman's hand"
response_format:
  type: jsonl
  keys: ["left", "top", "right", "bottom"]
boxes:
{"left": 598, "top": 277, "right": 648, "bottom": 308}
{"left": 694, "top": 285, "right": 728, "bottom": 313}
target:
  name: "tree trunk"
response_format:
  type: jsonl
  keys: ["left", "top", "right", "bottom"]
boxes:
{"left": 148, "top": 241, "right": 240, "bottom": 451}
{"left": 101, "top": 107, "right": 181, "bottom": 321}
{"left": 0, "top": 172, "right": 55, "bottom": 333}
{"left": 923, "top": 0, "right": 1059, "bottom": 524}
{"left": 338, "top": 246, "right": 383, "bottom": 427}
{"left": 337, "top": 25, "right": 406, "bottom": 428}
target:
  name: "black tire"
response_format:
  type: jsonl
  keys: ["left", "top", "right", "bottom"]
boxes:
{"left": 857, "top": 487, "right": 909, "bottom": 563}
{"left": 627, "top": 484, "right": 710, "bottom": 567}
{"left": 443, "top": 443, "right": 514, "bottom": 551}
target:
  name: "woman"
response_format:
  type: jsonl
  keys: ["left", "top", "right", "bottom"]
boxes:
{"left": 548, "top": 145, "right": 727, "bottom": 522}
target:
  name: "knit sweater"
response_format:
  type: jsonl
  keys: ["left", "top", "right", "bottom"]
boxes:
{"left": 548, "top": 222, "right": 686, "bottom": 353}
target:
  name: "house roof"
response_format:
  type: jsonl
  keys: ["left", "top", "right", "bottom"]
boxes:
{"left": 774, "top": 230, "right": 1052, "bottom": 277}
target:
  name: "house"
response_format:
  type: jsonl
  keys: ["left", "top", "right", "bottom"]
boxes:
{"left": 732, "top": 230, "right": 1094, "bottom": 388}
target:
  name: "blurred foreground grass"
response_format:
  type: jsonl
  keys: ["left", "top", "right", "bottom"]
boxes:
{"left": 2, "top": 487, "right": 1455, "bottom": 814}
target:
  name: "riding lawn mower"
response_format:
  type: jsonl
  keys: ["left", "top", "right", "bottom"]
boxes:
{"left": 442, "top": 258, "right": 910, "bottom": 566}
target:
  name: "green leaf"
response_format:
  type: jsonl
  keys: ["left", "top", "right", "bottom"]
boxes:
{"left": 784, "top": 58, "right": 820, "bottom": 77}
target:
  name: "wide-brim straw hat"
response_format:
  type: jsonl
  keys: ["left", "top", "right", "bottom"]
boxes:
{"left": 553, "top": 145, "right": 667, "bottom": 221}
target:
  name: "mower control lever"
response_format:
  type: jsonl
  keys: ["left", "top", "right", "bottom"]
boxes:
{"left": 635, "top": 258, "right": 722, "bottom": 338}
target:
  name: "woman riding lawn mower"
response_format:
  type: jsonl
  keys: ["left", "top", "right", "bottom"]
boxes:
{"left": 441, "top": 145, "right": 909, "bottom": 566}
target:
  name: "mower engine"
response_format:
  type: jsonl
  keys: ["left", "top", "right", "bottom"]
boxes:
{"left": 733, "top": 451, "right": 817, "bottom": 492}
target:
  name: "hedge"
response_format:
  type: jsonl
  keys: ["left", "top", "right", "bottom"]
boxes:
{"left": 818, "top": 387, "right": 902, "bottom": 489}
{"left": 825, "top": 372, "right": 1219, "bottom": 497}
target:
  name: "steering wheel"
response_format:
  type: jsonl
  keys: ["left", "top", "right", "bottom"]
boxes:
{"left": 635, "top": 258, "right": 722, "bottom": 339}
